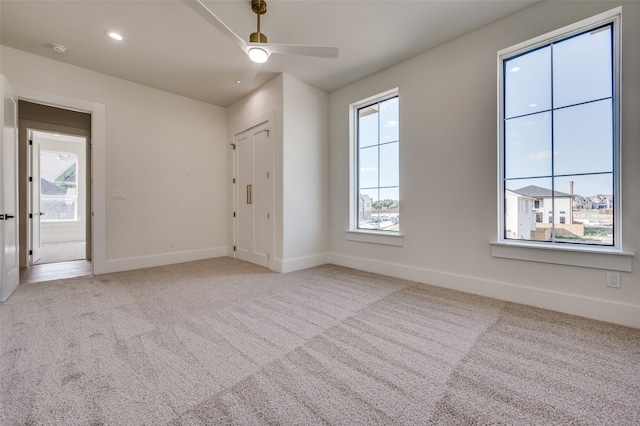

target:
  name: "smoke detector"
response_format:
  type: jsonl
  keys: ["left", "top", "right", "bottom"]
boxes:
{"left": 51, "top": 43, "right": 67, "bottom": 54}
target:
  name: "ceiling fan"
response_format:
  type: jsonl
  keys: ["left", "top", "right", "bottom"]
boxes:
{"left": 182, "top": 0, "right": 340, "bottom": 88}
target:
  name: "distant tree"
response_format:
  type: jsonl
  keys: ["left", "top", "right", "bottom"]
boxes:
{"left": 372, "top": 199, "right": 399, "bottom": 210}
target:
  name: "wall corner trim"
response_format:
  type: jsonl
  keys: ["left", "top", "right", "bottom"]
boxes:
{"left": 272, "top": 253, "right": 329, "bottom": 273}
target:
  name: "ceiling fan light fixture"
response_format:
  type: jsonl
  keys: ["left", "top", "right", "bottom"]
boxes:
{"left": 106, "top": 31, "right": 123, "bottom": 41}
{"left": 248, "top": 47, "right": 269, "bottom": 63}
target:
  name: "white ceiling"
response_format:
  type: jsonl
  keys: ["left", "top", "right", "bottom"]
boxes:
{"left": 1, "top": 0, "right": 539, "bottom": 107}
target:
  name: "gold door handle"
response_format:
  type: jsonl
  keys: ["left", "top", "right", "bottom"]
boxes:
{"left": 246, "top": 184, "right": 253, "bottom": 204}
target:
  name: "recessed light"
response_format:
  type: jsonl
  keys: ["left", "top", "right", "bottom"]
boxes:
{"left": 510, "top": 66, "right": 520, "bottom": 72}
{"left": 106, "top": 31, "right": 123, "bottom": 41}
{"left": 529, "top": 103, "right": 537, "bottom": 107}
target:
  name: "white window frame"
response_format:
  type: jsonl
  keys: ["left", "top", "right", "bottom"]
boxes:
{"left": 492, "top": 7, "right": 634, "bottom": 272}
{"left": 347, "top": 88, "right": 403, "bottom": 246}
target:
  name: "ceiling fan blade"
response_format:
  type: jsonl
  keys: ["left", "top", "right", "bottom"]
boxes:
{"left": 261, "top": 43, "right": 339, "bottom": 59}
{"left": 236, "top": 62, "right": 263, "bottom": 89}
{"left": 182, "top": 0, "right": 248, "bottom": 54}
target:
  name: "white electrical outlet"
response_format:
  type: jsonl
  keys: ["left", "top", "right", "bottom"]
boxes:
{"left": 169, "top": 239, "right": 175, "bottom": 248}
{"left": 606, "top": 271, "right": 621, "bottom": 289}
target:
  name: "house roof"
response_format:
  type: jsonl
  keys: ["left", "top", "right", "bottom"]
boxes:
{"left": 505, "top": 189, "right": 535, "bottom": 200}
{"left": 512, "top": 185, "right": 572, "bottom": 198}
{"left": 41, "top": 179, "right": 67, "bottom": 196}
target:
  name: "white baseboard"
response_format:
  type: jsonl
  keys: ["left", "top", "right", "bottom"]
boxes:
{"left": 272, "top": 253, "right": 329, "bottom": 273}
{"left": 328, "top": 253, "right": 640, "bottom": 329}
{"left": 103, "top": 247, "right": 227, "bottom": 274}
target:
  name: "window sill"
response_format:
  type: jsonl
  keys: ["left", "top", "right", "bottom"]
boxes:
{"left": 347, "top": 230, "right": 403, "bottom": 247}
{"left": 491, "top": 241, "right": 634, "bottom": 272}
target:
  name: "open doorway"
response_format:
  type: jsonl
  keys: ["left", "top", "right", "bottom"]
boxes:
{"left": 18, "top": 101, "right": 92, "bottom": 283}
{"left": 29, "top": 130, "right": 87, "bottom": 265}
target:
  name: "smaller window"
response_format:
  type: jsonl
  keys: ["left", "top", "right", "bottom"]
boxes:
{"left": 352, "top": 89, "right": 399, "bottom": 233}
{"left": 41, "top": 151, "right": 78, "bottom": 221}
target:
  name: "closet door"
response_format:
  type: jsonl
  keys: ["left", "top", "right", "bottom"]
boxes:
{"left": 234, "top": 121, "right": 271, "bottom": 268}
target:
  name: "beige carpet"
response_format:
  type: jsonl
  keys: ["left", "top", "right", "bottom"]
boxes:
{"left": 1, "top": 258, "right": 638, "bottom": 425}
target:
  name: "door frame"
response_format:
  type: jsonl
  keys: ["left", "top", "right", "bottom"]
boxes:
{"left": 24, "top": 128, "right": 90, "bottom": 266}
{"left": 12, "top": 85, "right": 107, "bottom": 275}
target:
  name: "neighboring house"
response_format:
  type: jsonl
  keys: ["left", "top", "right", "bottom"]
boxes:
{"left": 40, "top": 178, "right": 66, "bottom": 196}
{"left": 512, "top": 185, "right": 573, "bottom": 225}
{"left": 504, "top": 190, "right": 536, "bottom": 240}
{"left": 573, "top": 194, "right": 613, "bottom": 210}
{"left": 573, "top": 195, "right": 594, "bottom": 209}
{"left": 359, "top": 194, "right": 372, "bottom": 219}
{"left": 590, "top": 194, "right": 613, "bottom": 210}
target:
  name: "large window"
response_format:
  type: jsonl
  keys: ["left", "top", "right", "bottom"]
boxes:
{"left": 41, "top": 151, "right": 78, "bottom": 221}
{"left": 499, "top": 10, "right": 620, "bottom": 248}
{"left": 354, "top": 91, "right": 399, "bottom": 233}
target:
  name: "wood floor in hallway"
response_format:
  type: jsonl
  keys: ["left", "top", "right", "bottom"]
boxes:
{"left": 20, "top": 260, "right": 93, "bottom": 284}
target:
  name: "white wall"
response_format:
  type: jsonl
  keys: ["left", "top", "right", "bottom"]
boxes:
{"left": 281, "top": 74, "right": 329, "bottom": 270}
{"left": 1, "top": 46, "right": 228, "bottom": 273}
{"left": 327, "top": 1, "right": 640, "bottom": 328}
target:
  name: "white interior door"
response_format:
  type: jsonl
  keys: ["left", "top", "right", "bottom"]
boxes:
{"left": 28, "top": 130, "right": 42, "bottom": 264}
{"left": 234, "top": 122, "right": 271, "bottom": 268}
{"left": 1, "top": 75, "right": 20, "bottom": 301}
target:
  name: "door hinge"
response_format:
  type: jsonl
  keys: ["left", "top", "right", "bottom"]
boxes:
{"left": 29, "top": 139, "right": 33, "bottom": 146}
{"left": 233, "top": 178, "right": 236, "bottom": 184}
{"left": 267, "top": 213, "right": 270, "bottom": 219}
{"left": 265, "top": 130, "right": 270, "bottom": 137}
{"left": 29, "top": 213, "right": 33, "bottom": 219}
{"left": 29, "top": 250, "right": 33, "bottom": 256}
{"left": 267, "top": 172, "right": 269, "bottom": 178}
{"left": 233, "top": 245, "right": 236, "bottom": 251}
{"left": 268, "top": 253, "right": 270, "bottom": 260}
{"left": 233, "top": 212, "right": 236, "bottom": 218}
{"left": 230, "top": 143, "right": 236, "bottom": 150}
{"left": 29, "top": 176, "right": 33, "bottom": 182}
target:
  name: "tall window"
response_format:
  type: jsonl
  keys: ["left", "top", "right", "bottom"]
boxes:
{"left": 499, "top": 10, "right": 620, "bottom": 248}
{"left": 354, "top": 91, "right": 399, "bottom": 232}
{"left": 41, "top": 151, "right": 78, "bottom": 221}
